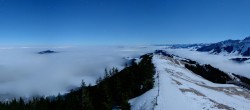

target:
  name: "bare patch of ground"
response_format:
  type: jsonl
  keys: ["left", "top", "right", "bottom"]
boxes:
{"left": 200, "top": 85, "right": 250, "bottom": 100}
{"left": 208, "top": 98, "right": 235, "bottom": 110}
{"left": 179, "top": 88, "right": 205, "bottom": 97}
{"left": 172, "top": 79, "right": 182, "bottom": 85}
{"left": 179, "top": 88, "right": 235, "bottom": 110}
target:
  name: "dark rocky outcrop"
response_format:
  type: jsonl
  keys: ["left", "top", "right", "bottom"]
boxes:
{"left": 38, "top": 50, "right": 57, "bottom": 54}
{"left": 230, "top": 58, "right": 250, "bottom": 63}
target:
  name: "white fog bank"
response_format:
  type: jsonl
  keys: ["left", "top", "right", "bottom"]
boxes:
{"left": 0, "top": 46, "right": 157, "bottom": 99}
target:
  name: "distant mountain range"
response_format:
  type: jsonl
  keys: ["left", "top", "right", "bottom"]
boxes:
{"left": 197, "top": 36, "right": 250, "bottom": 56}
{"left": 169, "top": 43, "right": 205, "bottom": 49}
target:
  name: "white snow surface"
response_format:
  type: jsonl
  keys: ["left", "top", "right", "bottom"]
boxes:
{"left": 129, "top": 55, "right": 250, "bottom": 110}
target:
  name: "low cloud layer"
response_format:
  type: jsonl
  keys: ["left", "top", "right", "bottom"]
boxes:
{"left": 166, "top": 48, "right": 250, "bottom": 78}
{"left": 3, "top": 46, "right": 247, "bottom": 100}
{"left": 0, "top": 46, "right": 157, "bottom": 99}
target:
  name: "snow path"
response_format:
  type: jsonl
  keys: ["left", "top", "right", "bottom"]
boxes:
{"left": 129, "top": 55, "right": 250, "bottom": 110}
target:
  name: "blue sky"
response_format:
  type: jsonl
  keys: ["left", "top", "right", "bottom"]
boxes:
{"left": 0, "top": 0, "right": 250, "bottom": 45}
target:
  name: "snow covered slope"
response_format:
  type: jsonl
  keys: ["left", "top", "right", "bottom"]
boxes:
{"left": 129, "top": 54, "right": 250, "bottom": 110}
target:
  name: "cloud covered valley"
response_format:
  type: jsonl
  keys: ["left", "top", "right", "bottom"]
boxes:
{"left": 0, "top": 46, "right": 157, "bottom": 100}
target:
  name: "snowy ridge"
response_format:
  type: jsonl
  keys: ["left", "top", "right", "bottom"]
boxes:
{"left": 129, "top": 54, "right": 250, "bottom": 110}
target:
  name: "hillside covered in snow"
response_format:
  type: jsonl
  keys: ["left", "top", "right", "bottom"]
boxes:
{"left": 130, "top": 50, "right": 250, "bottom": 110}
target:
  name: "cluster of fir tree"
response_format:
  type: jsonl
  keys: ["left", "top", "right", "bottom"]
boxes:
{"left": 184, "top": 62, "right": 232, "bottom": 84}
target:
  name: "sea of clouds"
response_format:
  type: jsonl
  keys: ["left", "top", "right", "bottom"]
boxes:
{"left": 0, "top": 46, "right": 157, "bottom": 100}
{"left": 1, "top": 45, "right": 249, "bottom": 100}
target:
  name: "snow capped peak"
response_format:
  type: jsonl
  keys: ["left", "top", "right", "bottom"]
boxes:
{"left": 194, "top": 36, "right": 250, "bottom": 56}
{"left": 242, "top": 36, "right": 250, "bottom": 43}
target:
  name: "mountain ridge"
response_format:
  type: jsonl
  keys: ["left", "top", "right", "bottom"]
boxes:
{"left": 196, "top": 36, "right": 250, "bottom": 56}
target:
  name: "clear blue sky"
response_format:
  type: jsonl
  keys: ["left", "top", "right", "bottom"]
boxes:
{"left": 0, "top": 0, "right": 250, "bottom": 45}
